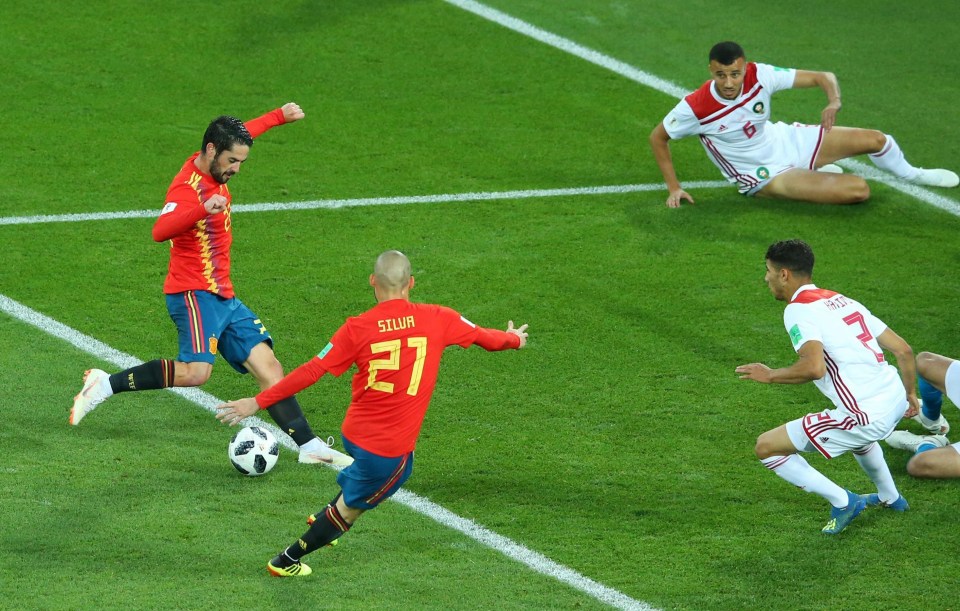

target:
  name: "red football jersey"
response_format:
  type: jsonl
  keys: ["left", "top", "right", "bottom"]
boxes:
{"left": 256, "top": 299, "right": 521, "bottom": 456}
{"left": 152, "top": 108, "right": 287, "bottom": 298}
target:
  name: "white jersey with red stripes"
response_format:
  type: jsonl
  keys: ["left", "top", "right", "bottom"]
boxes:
{"left": 783, "top": 284, "right": 905, "bottom": 424}
{"left": 662, "top": 62, "right": 823, "bottom": 193}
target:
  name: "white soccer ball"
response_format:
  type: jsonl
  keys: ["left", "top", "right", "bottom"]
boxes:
{"left": 228, "top": 426, "right": 279, "bottom": 476}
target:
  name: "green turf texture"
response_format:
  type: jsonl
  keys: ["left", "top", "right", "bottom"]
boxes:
{"left": 2, "top": 1, "right": 959, "bottom": 610}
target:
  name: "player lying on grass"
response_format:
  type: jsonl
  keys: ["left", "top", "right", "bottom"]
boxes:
{"left": 883, "top": 351, "right": 960, "bottom": 479}
{"left": 216, "top": 250, "right": 529, "bottom": 577}
{"left": 650, "top": 41, "right": 959, "bottom": 207}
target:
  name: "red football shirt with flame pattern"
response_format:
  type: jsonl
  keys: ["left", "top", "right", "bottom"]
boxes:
{"left": 152, "top": 108, "right": 287, "bottom": 298}
{"left": 255, "top": 299, "right": 522, "bottom": 456}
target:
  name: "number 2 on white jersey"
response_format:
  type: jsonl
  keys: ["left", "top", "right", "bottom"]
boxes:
{"left": 367, "top": 337, "right": 428, "bottom": 395}
{"left": 842, "top": 312, "right": 885, "bottom": 363}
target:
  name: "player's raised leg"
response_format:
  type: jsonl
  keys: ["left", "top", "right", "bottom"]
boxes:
{"left": 818, "top": 127, "right": 959, "bottom": 187}
{"left": 243, "top": 342, "right": 354, "bottom": 466}
{"left": 70, "top": 369, "right": 114, "bottom": 425}
{"left": 70, "top": 359, "right": 187, "bottom": 425}
{"left": 914, "top": 352, "right": 958, "bottom": 434}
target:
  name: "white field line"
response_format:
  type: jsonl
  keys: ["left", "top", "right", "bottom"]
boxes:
{"left": 443, "top": 0, "right": 960, "bottom": 217}
{"left": 0, "top": 181, "right": 728, "bottom": 227}
{"left": 11, "top": 5, "right": 950, "bottom": 609}
{"left": 1, "top": 292, "right": 652, "bottom": 611}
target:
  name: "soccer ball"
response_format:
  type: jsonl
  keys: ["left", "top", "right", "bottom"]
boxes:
{"left": 228, "top": 426, "right": 279, "bottom": 476}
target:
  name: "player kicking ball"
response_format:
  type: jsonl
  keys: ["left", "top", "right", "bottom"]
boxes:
{"left": 215, "top": 251, "right": 529, "bottom": 576}
{"left": 70, "top": 103, "right": 350, "bottom": 467}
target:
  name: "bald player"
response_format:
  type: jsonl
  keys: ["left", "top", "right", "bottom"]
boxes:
{"left": 216, "top": 250, "right": 529, "bottom": 577}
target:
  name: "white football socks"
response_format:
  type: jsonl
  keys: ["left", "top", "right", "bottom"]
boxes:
{"left": 761, "top": 454, "right": 849, "bottom": 507}
{"left": 869, "top": 134, "right": 921, "bottom": 180}
{"left": 853, "top": 442, "right": 900, "bottom": 503}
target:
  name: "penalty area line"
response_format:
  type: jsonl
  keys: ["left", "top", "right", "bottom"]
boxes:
{"left": 0, "top": 181, "right": 728, "bottom": 227}
{"left": 444, "top": 0, "right": 960, "bottom": 218}
{"left": 0, "top": 291, "right": 652, "bottom": 611}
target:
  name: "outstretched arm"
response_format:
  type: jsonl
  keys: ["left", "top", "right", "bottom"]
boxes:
{"left": 877, "top": 327, "right": 920, "bottom": 418}
{"left": 474, "top": 320, "right": 529, "bottom": 350}
{"left": 216, "top": 356, "right": 327, "bottom": 425}
{"left": 736, "top": 340, "right": 827, "bottom": 384}
{"left": 792, "top": 70, "right": 841, "bottom": 131}
{"left": 649, "top": 123, "right": 694, "bottom": 208}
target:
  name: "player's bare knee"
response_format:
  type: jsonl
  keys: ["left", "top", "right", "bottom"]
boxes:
{"left": 178, "top": 363, "right": 212, "bottom": 386}
{"left": 259, "top": 357, "right": 285, "bottom": 386}
{"left": 755, "top": 436, "right": 774, "bottom": 460}
{"left": 185, "top": 370, "right": 212, "bottom": 386}
{"left": 866, "top": 130, "right": 888, "bottom": 154}
{"left": 907, "top": 453, "right": 936, "bottom": 478}
{"left": 916, "top": 351, "right": 936, "bottom": 377}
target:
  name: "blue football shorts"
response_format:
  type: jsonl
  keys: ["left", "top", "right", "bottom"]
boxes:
{"left": 165, "top": 290, "right": 273, "bottom": 373}
{"left": 337, "top": 436, "right": 414, "bottom": 510}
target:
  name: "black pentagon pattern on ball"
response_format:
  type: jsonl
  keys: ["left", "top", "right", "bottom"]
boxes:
{"left": 228, "top": 425, "right": 279, "bottom": 476}
{"left": 233, "top": 440, "right": 255, "bottom": 455}
{"left": 231, "top": 458, "right": 251, "bottom": 475}
{"left": 253, "top": 454, "right": 268, "bottom": 473}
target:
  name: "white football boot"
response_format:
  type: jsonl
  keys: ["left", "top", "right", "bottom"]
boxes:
{"left": 298, "top": 436, "right": 354, "bottom": 467}
{"left": 884, "top": 430, "right": 948, "bottom": 453}
{"left": 910, "top": 168, "right": 960, "bottom": 188}
{"left": 70, "top": 369, "right": 113, "bottom": 425}
{"left": 912, "top": 409, "right": 950, "bottom": 435}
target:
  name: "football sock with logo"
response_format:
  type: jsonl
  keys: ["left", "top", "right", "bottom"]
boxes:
{"left": 852, "top": 442, "right": 899, "bottom": 502}
{"left": 761, "top": 454, "right": 849, "bottom": 507}
{"left": 108, "top": 359, "right": 175, "bottom": 394}
{"left": 868, "top": 135, "right": 921, "bottom": 180}
{"left": 283, "top": 502, "right": 353, "bottom": 561}
{"left": 266, "top": 397, "right": 316, "bottom": 446}
{"left": 918, "top": 376, "right": 943, "bottom": 420}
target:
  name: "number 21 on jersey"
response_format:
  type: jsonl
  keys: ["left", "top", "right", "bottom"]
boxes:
{"left": 367, "top": 337, "right": 428, "bottom": 396}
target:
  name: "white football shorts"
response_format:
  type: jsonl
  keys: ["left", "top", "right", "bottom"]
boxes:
{"left": 786, "top": 398, "right": 906, "bottom": 459}
{"left": 744, "top": 122, "right": 825, "bottom": 196}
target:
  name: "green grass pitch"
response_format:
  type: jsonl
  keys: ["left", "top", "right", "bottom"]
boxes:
{"left": 2, "top": 1, "right": 959, "bottom": 609}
